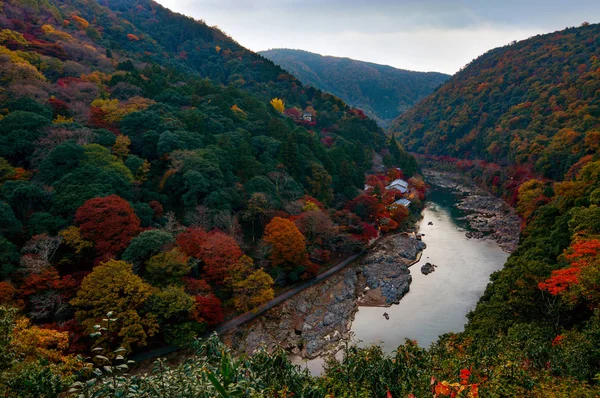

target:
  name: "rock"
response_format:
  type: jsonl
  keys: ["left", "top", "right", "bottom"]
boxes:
{"left": 421, "top": 262, "right": 436, "bottom": 275}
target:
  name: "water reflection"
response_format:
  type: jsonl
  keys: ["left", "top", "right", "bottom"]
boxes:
{"left": 351, "top": 190, "right": 509, "bottom": 351}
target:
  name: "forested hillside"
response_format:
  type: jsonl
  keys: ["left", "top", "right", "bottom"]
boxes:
{"left": 260, "top": 49, "right": 449, "bottom": 126}
{"left": 391, "top": 22, "right": 600, "bottom": 181}
{"left": 0, "top": 0, "right": 424, "bottom": 394}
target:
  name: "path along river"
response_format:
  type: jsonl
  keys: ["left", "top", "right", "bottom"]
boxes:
{"left": 293, "top": 187, "right": 510, "bottom": 373}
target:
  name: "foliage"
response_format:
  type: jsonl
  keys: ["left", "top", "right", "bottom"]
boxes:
{"left": 70, "top": 260, "right": 158, "bottom": 351}
{"left": 263, "top": 216, "right": 311, "bottom": 274}
{"left": 75, "top": 195, "right": 141, "bottom": 262}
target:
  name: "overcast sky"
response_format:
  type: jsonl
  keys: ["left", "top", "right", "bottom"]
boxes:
{"left": 154, "top": 0, "right": 600, "bottom": 74}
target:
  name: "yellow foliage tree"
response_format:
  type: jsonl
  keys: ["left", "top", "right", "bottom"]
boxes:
{"left": 71, "top": 260, "right": 158, "bottom": 351}
{"left": 59, "top": 226, "right": 93, "bottom": 254}
{"left": 112, "top": 135, "right": 131, "bottom": 159}
{"left": 91, "top": 97, "right": 155, "bottom": 124}
{"left": 270, "top": 98, "right": 285, "bottom": 113}
{"left": 0, "top": 45, "right": 45, "bottom": 81}
{"left": 225, "top": 255, "right": 274, "bottom": 312}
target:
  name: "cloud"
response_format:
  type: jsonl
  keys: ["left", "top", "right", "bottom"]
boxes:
{"left": 154, "top": 0, "right": 600, "bottom": 74}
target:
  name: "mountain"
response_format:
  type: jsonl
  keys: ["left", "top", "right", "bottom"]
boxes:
{"left": 260, "top": 49, "right": 450, "bottom": 126}
{"left": 0, "top": 0, "right": 425, "bottom": 392}
{"left": 390, "top": 21, "right": 600, "bottom": 394}
{"left": 390, "top": 23, "right": 600, "bottom": 181}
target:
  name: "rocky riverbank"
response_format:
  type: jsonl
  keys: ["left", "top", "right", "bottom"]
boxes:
{"left": 221, "top": 234, "right": 425, "bottom": 359}
{"left": 423, "top": 169, "right": 521, "bottom": 252}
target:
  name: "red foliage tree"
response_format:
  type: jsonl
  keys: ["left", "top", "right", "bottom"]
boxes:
{"left": 184, "top": 277, "right": 212, "bottom": 296}
{"left": 20, "top": 267, "right": 77, "bottom": 299}
{"left": 75, "top": 195, "right": 141, "bottom": 262}
{"left": 176, "top": 227, "right": 207, "bottom": 258}
{"left": 539, "top": 239, "right": 600, "bottom": 295}
{"left": 191, "top": 294, "right": 224, "bottom": 326}
{"left": 198, "top": 231, "right": 243, "bottom": 283}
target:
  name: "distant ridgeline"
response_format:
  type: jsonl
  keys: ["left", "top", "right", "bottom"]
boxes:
{"left": 260, "top": 49, "right": 450, "bottom": 127}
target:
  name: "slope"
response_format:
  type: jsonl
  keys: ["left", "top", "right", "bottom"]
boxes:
{"left": 390, "top": 22, "right": 600, "bottom": 181}
{"left": 260, "top": 48, "right": 450, "bottom": 126}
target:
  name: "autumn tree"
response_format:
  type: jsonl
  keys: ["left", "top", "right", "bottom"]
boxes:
{"left": 144, "top": 248, "right": 191, "bottom": 287}
{"left": 270, "top": 97, "right": 285, "bottom": 113}
{"left": 517, "top": 179, "right": 551, "bottom": 221}
{"left": 191, "top": 294, "right": 224, "bottom": 326}
{"left": 197, "top": 231, "right": 243, "bottom": 283}
{"left": 225, "top": 255, "right": 274, "bottom": 312}
{"left": 176, "top": 227, "right": 207, "bottom": 258}
{"left": 74, "top": 195, "right": 141, "bottom": 262}
{"left": 263, "top": 217, "right": 310, "bottom": 272}
{"left": 70, "top": 260, "right": 158, "bottom": 351}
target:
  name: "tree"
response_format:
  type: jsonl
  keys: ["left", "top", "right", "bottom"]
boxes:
{"left": 112, "top": 135, "right": 131, "bottom": 159}
{"left": 263, "top": 217, "right": 310, "bottom": 271}
{"left": 270, "top": 98, "right": 285, "bottom": 113}
{"left": 122, "top": 229, "right": 175, "bottom": 273}
{"left": 0, "top": 201, "right": 21, "bottom": 238}
{"left": 70, "top": 260, "right": 158, "bottom": 351}
{"left": 226, "top": 255, "right": 274, "bottom": 312}
{"left": 307, "top": 163, "right": 334, "bottom": 205}
{"left": 75, "top": 195, "right": 141, "bottom": 262}
{"left": 242, "top": 193, "right": 270, "bottom": 242}
{"left": 176, "top": 227, "right": 207, "bottom": 258}
{"left": 197, "top": 231, "right": 242, "bottom": 283}
{"left": 191, "top": 294, "right": 224, "bottom": 326}
{"left": 147, "top": 285, "right": 194, "bottom": 324}
{"left": 145, "top": 248, "right": 191, "bottom": 287}
{"left": 0, "top": 236, "right": 19, "bottom": 278}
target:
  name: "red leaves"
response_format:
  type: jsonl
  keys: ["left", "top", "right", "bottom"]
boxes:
{"left": 75, "top": 195, "right": 141, "bottom": 262}
{"left": 176, "top": 227, "right": 207, "bottom": 258}
{"left": 192, "top": 294, "right": 224, "bottom": 326}
{"left": 539, "top": 238, "right": 600, "bottom": 295}
{"left": 198, "top": 231, "right": 243, "bottom": 283}
{"left": 177, "top": 228, "right": 242, "bottom": 283}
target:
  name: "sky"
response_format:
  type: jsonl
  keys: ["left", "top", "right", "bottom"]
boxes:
{"left": 154, "top": 0, "right": 600, "bottom": 75}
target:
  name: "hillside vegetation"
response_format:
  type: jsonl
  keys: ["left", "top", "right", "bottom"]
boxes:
{"left": 391, "top": 23, "right": 600, "bottom": 181}
{"left": 1, "top": 0, "right": 600, "bottom": 396}
{"left": 0, "top": 0, "right": 425, "bottom": 395}
{"left": 261, "top": 48, "right": 449, "bottom": 126}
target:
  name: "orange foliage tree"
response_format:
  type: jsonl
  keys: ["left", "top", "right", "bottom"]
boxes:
{"left": 263, "top": 217, "right": 311, "bottom": 272}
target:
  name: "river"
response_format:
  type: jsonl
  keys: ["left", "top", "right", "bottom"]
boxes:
{"left": 293, "top": 188, "right": 510, "bottom": 373}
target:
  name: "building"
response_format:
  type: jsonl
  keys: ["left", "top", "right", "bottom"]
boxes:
{"left": 393, "top": 198, "right": 411, "bottom": 208}
{"left": 386, "top": 178, "right": 408, "bottom": 194}
{"left": 302, "top": 112, "right": 313, "bottom": 122}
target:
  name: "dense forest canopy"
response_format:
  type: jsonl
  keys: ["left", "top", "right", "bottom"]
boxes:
{"left": 0, "top": 0, "right": 425, "bottom": 394}
{"left": 391, "top": 22, "right": 600, "bottom": 181}
{"left": 1, "top": 0, "right": 600, "bottom": 396}
{"left": 261, "top": 48, "right": 450, "bottom": 127}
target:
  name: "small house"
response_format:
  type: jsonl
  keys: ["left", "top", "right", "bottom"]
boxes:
{"left": 393, "top": 198, "right": 411, "bottom": 208}
{"left": 386, "top": 178, "right": 409, "bottom": 194}
{"left": 302, "top": 112, "right": 313, "bottom": 122}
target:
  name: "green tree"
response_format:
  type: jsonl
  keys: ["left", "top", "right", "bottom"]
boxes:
{"left": 145, "top": 248, "right": 191, "bottom": 287}
{"left": 122, "top": 229, "right": 175, "bottom": 273}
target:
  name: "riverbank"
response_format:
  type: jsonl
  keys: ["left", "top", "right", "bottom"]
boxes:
{"left": 222, "top": 234, "right": 425, "bottom": 359}
{"left": 423, "top": 169, "right": 521, "bottom": 252}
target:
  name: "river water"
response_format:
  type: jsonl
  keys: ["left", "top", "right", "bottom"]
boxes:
{"left": 351, "top": 188, "right": 509, "bottom": 350}
{"left": 292, "top": 188, "right": 510, "bottom": 374}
